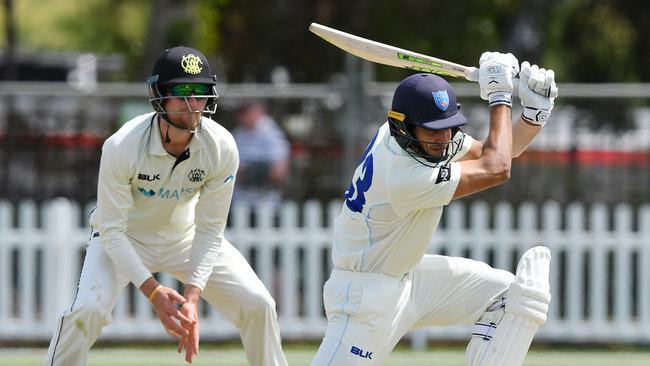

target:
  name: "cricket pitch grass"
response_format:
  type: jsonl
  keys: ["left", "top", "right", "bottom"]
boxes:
{"left": 1, "top": 343, "right": 649, "bottom": 365}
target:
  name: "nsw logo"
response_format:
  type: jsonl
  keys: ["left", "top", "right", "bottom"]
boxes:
{"left": 137, "top": 187, "right": 156, "bottom": 197}
{"left": 432, "top": 90, "right": 449, "bottom": 111}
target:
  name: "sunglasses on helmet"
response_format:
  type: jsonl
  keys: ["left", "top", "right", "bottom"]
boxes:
{"left": 167, "top": 83, "right": 211, "bottom": 97}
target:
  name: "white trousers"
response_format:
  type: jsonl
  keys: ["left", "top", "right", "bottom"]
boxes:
{"left": 44, "top": 234, "right": 288, "bottom": 366}
{"left": 312, "top": 254, "right": 514, "bottom": 366}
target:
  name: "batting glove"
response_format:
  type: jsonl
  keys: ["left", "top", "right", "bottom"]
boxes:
{"left": 519, "top": 61, "right": 558, "bottom": 126}
{"left": 479, "top": 52, "right": 519, "bottom": 108}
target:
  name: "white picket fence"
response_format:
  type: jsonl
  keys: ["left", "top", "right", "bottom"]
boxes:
{"left": 1, "top": 198, "right": 649, "bottom": 346}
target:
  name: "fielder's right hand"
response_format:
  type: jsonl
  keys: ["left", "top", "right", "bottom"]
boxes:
{"left": 150, "top": 285, "right": 195, "bottom": 338}
{"left": 479, "top": 52, "right": 519, "bottom": 107}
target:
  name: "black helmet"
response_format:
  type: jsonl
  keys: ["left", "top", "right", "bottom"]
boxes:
{"left": 147, "top": 46, "right": 219, "bottom": 132}
{"left": 388, "top": 73, "right": 466, "bottom": 165}
{"left": 151, "top": 46, "right": 217, "bottom": 85}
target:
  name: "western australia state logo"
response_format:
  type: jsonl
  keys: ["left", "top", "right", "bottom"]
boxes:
{"left": 432, "top": 90, "right": 449, "bottom": 111}
{"left": 181, "top": 54, "right": 203, "bottom": 75}
{"left": 188, "top": 168, "right": 206, "bottom": 182}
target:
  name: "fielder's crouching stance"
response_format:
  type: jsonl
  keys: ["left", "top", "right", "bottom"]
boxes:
{"left": 312, "top": 52, "right": 557, "bottom": 366}
{"left": 44, "top": 46, "right": 288, "bottom": 366}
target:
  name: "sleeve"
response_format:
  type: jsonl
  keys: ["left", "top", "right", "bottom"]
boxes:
{"left": 450, "top": 133, "right": 476, "bottom": 162}
{"left": 387, "top": 160, "right": 462, "bottom": 215}
{"left": 186, "top": 137, "right": 240, "bottom": 290}
{"left": 96, "top": 139, "right": 152, "bottom": 288}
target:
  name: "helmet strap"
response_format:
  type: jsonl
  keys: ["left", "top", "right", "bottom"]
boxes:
{"left": 165, "top": 123, "right": 171, "bottom": 143}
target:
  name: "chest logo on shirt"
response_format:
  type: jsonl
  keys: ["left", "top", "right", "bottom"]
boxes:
{"left": 435, "top": 164, "right": 451, "bottom": 184}
{"left": 138, "top": 173, "right": 160, "bottom": 182}
{"left": 188, "top": 168, "right": 206, "bottom": 182}
{"left": 137, "top": 187, "right": 156, "bottom": 197}
{"left": 137, "top": 186, "right": 196, "bottom": 200}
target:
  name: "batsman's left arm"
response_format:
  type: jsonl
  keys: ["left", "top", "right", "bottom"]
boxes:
{"left": 510, "top": 117, "right": 543, "bottom": 157}
{"left": 511, "top": 61, "right": 557, "bottom": 156}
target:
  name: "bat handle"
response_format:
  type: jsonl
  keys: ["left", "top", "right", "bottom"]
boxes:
{"left": 466, "top": 67, "right": 520, "bottom": 83}
{"left": 468, "top": 67, "right": 521, "bottom": 94}
{"left": 465, "top": 67, "right": 479, "bottom": 82}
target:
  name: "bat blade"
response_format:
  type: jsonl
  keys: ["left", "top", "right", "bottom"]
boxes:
{"left": 309, "top": 23, "right": 479, "bottom": 81}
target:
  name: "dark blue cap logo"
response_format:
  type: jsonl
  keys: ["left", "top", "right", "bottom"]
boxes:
{"left": 432, "top": 90, "right": 449, "bottom": 111}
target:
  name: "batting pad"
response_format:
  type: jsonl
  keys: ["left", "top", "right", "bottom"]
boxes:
{"left": 467, "top": 246, "right": 551, "bottom": 366}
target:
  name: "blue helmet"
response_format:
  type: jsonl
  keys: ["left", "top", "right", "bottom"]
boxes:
{"left": 388, "top": 73, "right": 466, "bottom": 165}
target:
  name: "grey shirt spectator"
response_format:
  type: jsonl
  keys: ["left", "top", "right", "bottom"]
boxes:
{"left": 233, "top": 101, "right": 290, "bottom": 207}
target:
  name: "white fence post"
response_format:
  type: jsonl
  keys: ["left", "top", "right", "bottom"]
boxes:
{"left": 444, "top": 202, "right": 465, "bottom": 257}
{"left": 43, "top": 199, "right": 77, "bottom": 328}
{"left": 566, "top": 202, "right": 585, "bottom": 335}
{"left": 542, "top": 201, "right": 562, "bottom": 328}
{"left": 257, "top": 201, "right": 275, "bottom": 292}
{"left": 640, "top": 205, "right": 650, "bottom": 338}
{"left": 614, "top": 203, "right": 633, "bottom": 336}
{"left": 470, "top": 201, "right": 490, "bottom": 263}
{"left": 589, "top": 203, "right": 608, "bottom": 334}
{"left": 280, "top": 201, "right": 298, "bottom": 322}
{"left": 0, "top": 201, "right": 12, "bottom": 335}
{"left": 17, "top": 201, "right": 37, "bottom": 332}
{"left": 494, "top": 201, "right": 514, "bottom": 270}
{"left": 304, "top": 200, "right": 324, "bottom": 325}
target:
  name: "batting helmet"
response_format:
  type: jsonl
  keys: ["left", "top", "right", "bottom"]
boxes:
{"left": 147, "top": 46, "right": 219, "bottom": 132}
{"left": 388, "top": 73, "right": 466, "bottom": 165}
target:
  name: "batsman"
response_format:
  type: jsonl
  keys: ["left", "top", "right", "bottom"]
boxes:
{"left": 312, "top": 52, "right": 556, "bottom": 365}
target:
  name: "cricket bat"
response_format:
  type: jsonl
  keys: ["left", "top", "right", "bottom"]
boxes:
{"left": 309, "top": 23, "right": 479, "bottom": 82}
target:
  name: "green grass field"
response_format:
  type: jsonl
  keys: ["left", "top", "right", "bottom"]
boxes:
{"left": 2, "top": 343, "right": 649, "bottom": 365}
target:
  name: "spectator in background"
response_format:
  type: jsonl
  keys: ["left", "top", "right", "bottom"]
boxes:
{"left": 233, "top": 101, "right": 290, "bottom": 208}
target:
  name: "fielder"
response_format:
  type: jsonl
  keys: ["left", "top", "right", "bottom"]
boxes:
{"left": 44, "top": 46, "right": 288, "bottom": 366}
{"left": 312, "top": 52, "right": 556, "bottom": 366}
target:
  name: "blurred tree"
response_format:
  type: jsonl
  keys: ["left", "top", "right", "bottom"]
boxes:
{"left": 0, "top": 0, "right": 229, "bottom": 81}
{"left": 546, "top": 0, "right": 637, "bottom": 82}
{"left": 217, "top": 0, "right": 526, "bottom": 82}
{"left": 2, "top": 0, "right": 16, "bottom": 80}
{"left": 138, "top": 0, "right": 230, "bottom": 81}
{"left": 0, "top": 0, "right": 649, "bottom": 82}
{"left": 618, "top": 0, "right": 650, "bottom": 82}
{"left": 542, "top": 0, "right": 646, "bottom": 131}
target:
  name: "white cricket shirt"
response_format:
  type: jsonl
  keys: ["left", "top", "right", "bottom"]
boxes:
{"left": 89, "top": 112, "right": 239, "bottom": 290}
{"left": 332, "top": 122, "right": 474, "bottom": 276}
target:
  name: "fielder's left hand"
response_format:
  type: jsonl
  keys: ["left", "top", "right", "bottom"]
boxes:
{"left": 178, "top": 286, "right": 201, "bottom": 363}
{"left": 519, "top": 61, "right": 558, "bottom": 126}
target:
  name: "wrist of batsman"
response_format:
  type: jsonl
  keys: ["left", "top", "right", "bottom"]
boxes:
{"left": 488, "top": 91, "right": 513, "bottom": 108}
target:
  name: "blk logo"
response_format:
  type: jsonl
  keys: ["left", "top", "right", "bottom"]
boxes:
{"left": 350, "top": 346, "right": 372, "bottom": 360}
{"left": 138, "top": 173, "right": 160, "bottom": 182}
